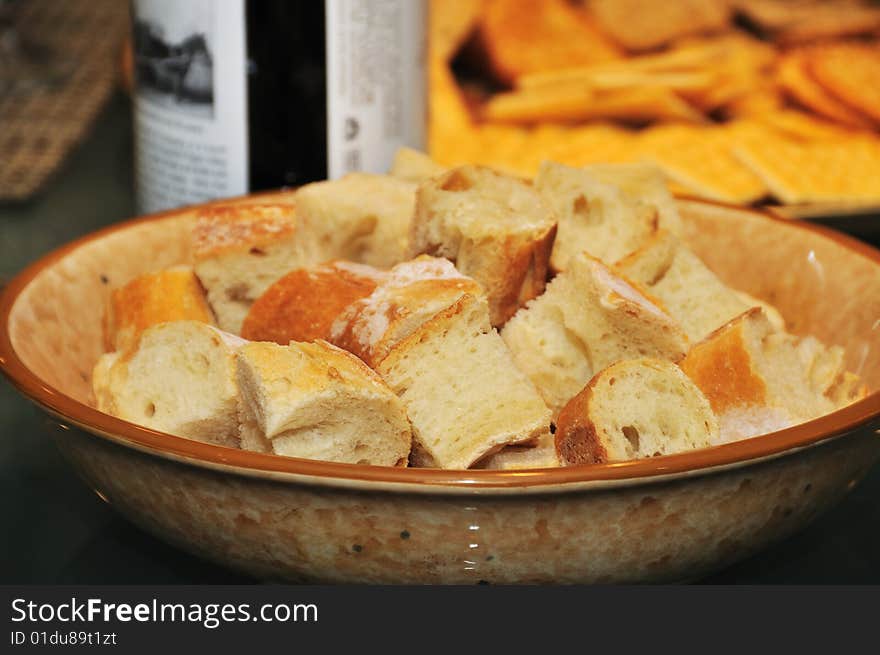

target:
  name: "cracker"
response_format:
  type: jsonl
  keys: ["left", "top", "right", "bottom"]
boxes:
{"left": 807, "top": 42, "right": 880, "bottom": 124}
{"left": 479, "top": 0, "right": 620, "bottom": 84}
{"left": 483, "top": 84, "right": 705, "bottom": 124}
{"left": 775, "top": 50, "right": 875, "bottom": 129}
{"left": 429, "top": 0, "right": 481, "bottom": 61}
{"left": 591, "top": 0, "right": 731, "bottom": 51}
{"left": 731, "top": 124, "right": 880, "bottom": 204}
{"left": 635, "top": 124, "right": 768, "bottom": 204}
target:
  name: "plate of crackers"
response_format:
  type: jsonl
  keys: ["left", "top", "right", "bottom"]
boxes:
{"left": 428, "top": 0, "right": 880, "bottom": 232}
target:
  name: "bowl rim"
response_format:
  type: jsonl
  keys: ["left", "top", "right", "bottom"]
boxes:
{"left": 1, "top": 195, "right": 879, "bottom": 490}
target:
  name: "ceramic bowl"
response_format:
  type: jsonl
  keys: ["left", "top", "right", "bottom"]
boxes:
{"left": 2, "top": 197, "right": 879, "bottom": 584}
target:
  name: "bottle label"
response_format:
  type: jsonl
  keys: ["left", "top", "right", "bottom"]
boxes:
{"left": 132, "top": 0, "right": 248, "bottom": 213}
{"left": 325, "top": 0, "right": 427, "bottom": 179}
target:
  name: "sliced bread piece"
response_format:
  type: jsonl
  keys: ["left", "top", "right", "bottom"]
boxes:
{"left": 390, "top": 147, "right": 447, "bottom": 183}
{"left": 582, "top": 162, "right": 683, "bottom": 236}
{"left": 501, "top": 255, "right": 689, "bottom": 415}
{"left": 534, "top": 160, "right": 658, "bottom": 273}
{"left": 236, "top": 340, "right": 412, "bottom": 466}
{"left": 103, "top": 266, "right": 214, "bottom": 352}
{"left": 241, "top": 260, "right": 386, "bottom": 344}
{"left": 679, "top": 308, "right": 865, "bottom": 442}
{"left": 376, "top": 294, "right": 552, "bottom": 470}
{"left": 92, "top": 321, "right": 244, "bottom": 447}
{"left": 474, "top": 433, "right": 560, "bottom": 470}
{"left": 330, "top": 255, "right": 485, "bottom": 367}
{"left": 616, "top": 230, "right": 751, "bottom": 341}
{"left": 554, "top": 358, "right": 719, "bottom": 465}
{"left": 409, "top": 165, "right": 557, "bottom": 325}
{"left": 294, "top": 173, "right": 417, "bottom": 268}
{"left": 193, "top": 203, "right": 305, "bottom": 334}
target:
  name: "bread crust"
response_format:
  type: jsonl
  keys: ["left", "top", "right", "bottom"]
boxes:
{"left": 192, "top": 203, "right": 297, "bottom": 260}
{"left": 553, "top": 382, "right": 608, "bottom": 465}
{"left": 103, "top": 266, "right": 215, "bottom": 353}
{"left": 679, "top": 307, "right": 769, "bottom": 414}
{"left": 241, "top": 261, "right": 385, "bottom": 344}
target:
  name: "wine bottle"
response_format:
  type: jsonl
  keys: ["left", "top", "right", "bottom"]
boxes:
{"left": 131, "top": 0, "right": 427, "bottom": 213}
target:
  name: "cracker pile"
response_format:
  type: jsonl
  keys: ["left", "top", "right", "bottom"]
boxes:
{"left": 429, "top": 0, "right": 880, "bottom": 207}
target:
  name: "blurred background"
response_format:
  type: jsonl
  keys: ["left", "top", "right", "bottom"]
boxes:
{"left": 2, "top": 0, "right": 880, "bottom": 583}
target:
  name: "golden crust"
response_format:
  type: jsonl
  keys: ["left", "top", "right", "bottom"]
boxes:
{"left": 679, "top": 308, "right": 768, "bottom": 414}
{"left": 553, "top": 381, "right": 608, "bottom": 466}
{"left": 331, "top": 256, "right": 484, "bottom": 368}
{"left": 240, "top": 261, "right": 385, "bottom": 345}
{"left": 192, "top": 203, "right": 297, "bottom": 260}
{"left": 103, "top": 266, "right": 214, "bottom": 353}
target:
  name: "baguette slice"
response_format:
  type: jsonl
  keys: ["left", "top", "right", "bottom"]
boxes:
{"left": 502, "top": 255, "right": 689, "bottom": 416}
{"left": 103, "top": 266, "right": 214, "bottom": 352}
{"left": 534, "top": 161, "right": 658, "bottom": 273}
{"left": 409, "top": 165, "right": 557, "bottom": 326}
{"left": 330, "top": 255, "right": 485, "bottom": 368}
{"left": 294, "top": 173, "right": 417, "bottom": 268}
{"left": 92, "top": 321, "right": 245, "bottom": 447}
{"left": 680, "top": 308, "right": 865, "bottom": 442}
{"left": 390, "top": 147, "right": 447, "bottom": 183}
{"left": 236, "top": 340, "right": 412, "bottom": 466}
{"left": 376, "top": 294, "right": 552, "bottom": 470}
{"left": 193, "top": 203, "right": 305, "bottom": 334}
{"left": 241, "top": 260, "right": 386, "bottom": 344}
{"left": 616, "top": 230, "right": 751, "bottom": 341}
{"left": 555, "top": 358, "right": 719, "bottom": 465}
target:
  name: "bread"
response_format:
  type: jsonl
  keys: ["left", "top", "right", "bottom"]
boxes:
{"left": 241, "top": 261, "right": 386, "bottom": 344}
{"left": 581, "top": 162, "right": 683, "bottom": 236}
{"left": 501, "top": 255, "right": 689, "bottom": 415}
{"left": 193, "top": 203, "right": 305, "bottom": 334}
{"left": 534, "top": 161, "right": 658, "bottom": 273}
{"left": 376, "top": 294, "right": 552, "bottom": 469}
{"left": 330, "top": 255, "right": 485, "bottom": 367}
{"left": 103, "top": 266, "right": 214, "bottom": 352}
{"left": 294, "top": 173, "right": 417, "bottom": 268}
{"left": 555, "top": 358, "right": 719, "bottom": 466}
{"left": 616, "top": 230, "right": 751, "bottom": 341}
{"left": 236, "top": 340, "right": 412, "bottom": 466}
{"left": 733, "top": 290, "right": 787, "bottom": 331}
{"left": 92, "top": 321, "right": 244, "bottom": 447}
{"left": 390, "top": 147, "right": 446, "bottom": 183}
{"left": 679, "top": 308, "right": 865, "bottom": 442}
{"left": 475, "top": 433, "right": 560, "bottom": 469}
{"left": 409, "top": 165, "right": 557, "bottom": 326}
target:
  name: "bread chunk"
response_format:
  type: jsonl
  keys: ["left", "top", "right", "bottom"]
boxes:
{"left": 502, "top": 256, "right": 689, "bottom": 416}
{"left": 331, "top": 255, "right": 486, "bottom": 368}
{"left": 103, "top": 266, "right": 214, "bottom": 352}
{"left": 680, "top": 308, "right": 866, "bottom": 442}
{"left": 475, "top": 433, "right": 560, "bottom": 469}
{"left": 236, "top": 340, "right": 412, "bottom": 466}
{"left": 616, "top": 230, "right": 752, "bottom": 341}
{"left": 390, "top": 148, "right": 447, "bottom": 183}
{"left": 92, "top": 321, "right": 244, "bottom": 447}
{"left": 409, "top": 165, "right": 557, "bottom": 326}
{"left": 582, "top": 162, "right": 683, "bottom": 236}
{"left": 241, "top": 261, "right": 386, "bottom": 344}
{"left": 376, "top": 294, "right": 552, "bottom": 469}
{"left": 294, "top": 173, "right": 417, "bottom": 268}
{"left": 193, "top": 203, "right": 304, "bottom": 334}
{"left": 555, "top": 358, "right": 719, "bottom": 465}
{"left": 534, "top": 161, "right": 657, "bottom": 273}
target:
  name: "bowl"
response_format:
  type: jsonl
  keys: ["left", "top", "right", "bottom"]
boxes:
{"left": 2, "top": 196, "right": 879, "bottom": 584}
